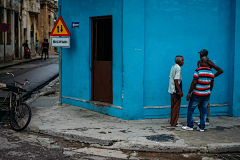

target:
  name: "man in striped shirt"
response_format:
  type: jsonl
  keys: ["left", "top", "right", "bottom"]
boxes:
{"left": 195, "top": 49, "right": 223, "bottom": 125}
{"left": 182, "top": 57, "right": 214, "bottom": 131}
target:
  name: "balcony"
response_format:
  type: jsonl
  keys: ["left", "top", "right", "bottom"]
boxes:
{"left": 23, "top": 0, "right": 40, "bottom": 14}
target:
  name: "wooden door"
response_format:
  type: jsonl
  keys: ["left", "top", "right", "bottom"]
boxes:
{"left": 91, "top": 16, "right": 113, "bottom": 104}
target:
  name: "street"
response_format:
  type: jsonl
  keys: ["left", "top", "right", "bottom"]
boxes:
{"left": 1, "top": 0, "right": 240, "bottom": 159}
{"left": 0, "top": 56, "right": 59, "bottom": 99}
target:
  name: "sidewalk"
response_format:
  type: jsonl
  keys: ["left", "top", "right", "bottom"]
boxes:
{"left": 0, "top": 57, "right": 41, "bottom": 70}
{"left": 28, "top": 91, "right": 240, "bottom": 153}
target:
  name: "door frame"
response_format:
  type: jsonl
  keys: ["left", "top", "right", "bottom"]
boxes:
{"left": 90, "top": 15, "right": 113, "bottom": 102}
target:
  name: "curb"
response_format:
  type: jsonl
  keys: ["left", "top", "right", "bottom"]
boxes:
{"left": 25, "top": 77, "right": 59, "bottom": 105}
{"left": 23, "top": 74, "right": 59, "bottom": 101}
{"left": 28, "top": 126, "right": 240, "bottom": 154}
{"left": 0, "top": 58, "right": 41, "bottom": 70}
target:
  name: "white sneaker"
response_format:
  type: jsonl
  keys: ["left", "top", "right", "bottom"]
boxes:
{"left": 182, "top": 126, "right": 193, "bottom": 131}
{"left": 175, "top": 124, "right": 182, "bottom": 127}
{"left": 197, "top": 127, "right": 204, "bottom": 132}
{"left": 194, "top": 119, "right": 200, "bottom": 123}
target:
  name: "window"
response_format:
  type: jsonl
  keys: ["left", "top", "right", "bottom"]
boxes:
{"left": 7, "top": 10, "right": 11, "bottom": 45}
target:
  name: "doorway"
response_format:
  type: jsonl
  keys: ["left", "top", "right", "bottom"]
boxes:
{"left": 91, "top": 16, "right": 113, "bottom": 104}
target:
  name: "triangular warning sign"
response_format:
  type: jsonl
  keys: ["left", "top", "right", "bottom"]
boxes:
{"left": 50, "top": 16, "right": 70, "bottom": 36}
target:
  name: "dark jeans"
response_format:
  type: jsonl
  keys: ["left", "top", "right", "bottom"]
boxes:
{"left": 187, "top": 94, "right": 210, "bottom": 130}
{"left": 198, "top": 99, "right": 210, "bottom": 121}
{"left": 41, "top": 49, "right": 48, "bottom": 59}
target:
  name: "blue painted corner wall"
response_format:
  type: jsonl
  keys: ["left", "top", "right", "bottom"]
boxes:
{"left": 232, "top": 0, "right": 240, "bottom": 117}
{"left": 59, "top": 0, "right": 240, "bottom": 120}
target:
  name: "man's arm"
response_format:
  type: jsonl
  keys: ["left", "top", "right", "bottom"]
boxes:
{"left": 174, "top": 79, "right": 183, "bottom": 97}
{"left": 208, "top": 60, "right": 223, "bottom": 78}
{"left": 187, "top": 79, "right": 197, "bottom": 101}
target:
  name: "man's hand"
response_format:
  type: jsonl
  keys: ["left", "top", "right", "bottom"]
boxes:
{"left": 179, "top": 91, "right": 183, "bottom": 97}
{"left": 187, "top": 93, "right": 191, "bottom": 101}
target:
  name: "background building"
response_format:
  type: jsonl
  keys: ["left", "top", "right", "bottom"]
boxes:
{"left": 0, "top": 0, "right": 22, "bottom": 62}
{"left": 37, "top": 0, "right": 58, "bottom": 53}
{"left": 59, "top": 0, "right": 240, "bottom": 120}
{"left": 21, "top": 0, "right": 40, "bottom": 57}
{"left": 0, "top": 0, "right": 57, "bottom": 63}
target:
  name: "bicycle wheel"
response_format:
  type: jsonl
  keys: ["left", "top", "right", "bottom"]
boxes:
{"left": 10, "top": 102, "right": 31, "bottom": 131}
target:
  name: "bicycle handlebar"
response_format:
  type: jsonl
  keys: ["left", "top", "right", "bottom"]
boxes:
{"left": 7, "top": 73, "right": 29, "bottom": 86}
{"left": 14, "top": 80, "right": 29, "bottom": 86}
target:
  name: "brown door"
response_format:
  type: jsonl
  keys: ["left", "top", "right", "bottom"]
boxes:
{"left": 91, "top": 16, "right": 113, "bottom": 104}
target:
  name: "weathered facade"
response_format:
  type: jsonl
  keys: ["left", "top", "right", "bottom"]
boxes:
{"left": 0, "top": 0, "right": 22, "bottom": 62}
{"left": 21, "top": 0, "right": 40, "bottom": 57}
{"left": 0, "top": 0, "right": 57, "bottom": 63}
{"left": 37, "top": 0, "right": 58, "bottom": 53}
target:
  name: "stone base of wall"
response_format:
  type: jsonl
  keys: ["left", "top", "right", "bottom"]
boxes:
{"left": 0, "top": 54, "right": 14, "bottom": 63}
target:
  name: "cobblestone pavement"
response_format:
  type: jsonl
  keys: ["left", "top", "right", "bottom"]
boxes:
{"left": 0, "top": 126, "right": 240, "bottom": 160}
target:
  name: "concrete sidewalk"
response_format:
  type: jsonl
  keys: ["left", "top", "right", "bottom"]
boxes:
{"left": 28, "top": 94, "right": 240, "bottom": 154}
{"left": 0, "top": 57, "right": 41, "bottom": 70}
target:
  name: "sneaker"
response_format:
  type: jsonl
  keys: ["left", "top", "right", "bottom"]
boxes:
{"left": 175, "top": 123, "right": 182, "bottom": 127}
{"left": 182, "top": 126, "right": 193, "bottom": 131}
{"left": 206, "top": 118, "right": 210, "bottom": 125}
{"left": 194, "top": 119, "right": 200, "bottom": 123}
{"left": 197, "top": 127, "right": 204, "bottom": 132}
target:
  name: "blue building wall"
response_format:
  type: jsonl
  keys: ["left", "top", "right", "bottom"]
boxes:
{"left": 232, "top": 0, "right": 240, "bottom": 117}
{"left": 58, "top": 0, "right": 123, "bottom": 109}
{"left": 143, "top": 0, "right": 233, "bottom": 118}
{"left": 59, "top": 0, "right": 240, "bottom": 120}
{"left": 122, "top": 0, "right": 145, "bottom": 119}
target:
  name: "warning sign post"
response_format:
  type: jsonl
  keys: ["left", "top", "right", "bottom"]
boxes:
{"left": 50, "top": 14, "right": 70, "bottom": 105}
{"left": 51, "top": 37, "right": 70, "bottom": 48}
{"left": 50, "top": 16, "right": 70, "bottom": 36}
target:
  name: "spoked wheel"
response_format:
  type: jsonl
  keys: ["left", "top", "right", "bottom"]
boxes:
{"left": 10, "top": 103, "right": 31, "bottom": 131}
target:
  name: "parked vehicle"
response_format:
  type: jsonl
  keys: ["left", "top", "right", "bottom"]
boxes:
{"left": 0, "top": 73, "right": 31, "bottom": 131}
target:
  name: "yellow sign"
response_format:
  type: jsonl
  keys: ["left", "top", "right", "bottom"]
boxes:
{"left": 50, "top": 16, "right": 70, "bottom": 36}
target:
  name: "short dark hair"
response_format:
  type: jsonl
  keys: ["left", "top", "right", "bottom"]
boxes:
{"left": 175, "top": 55, "right": 183, "bottom": 64}
{"left": 198, "top": 49, "right": 208, "bottom": 57}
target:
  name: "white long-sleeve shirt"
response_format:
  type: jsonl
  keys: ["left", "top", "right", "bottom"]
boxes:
{"left": 168, "top": 64, "right": 182, "bottom": 94}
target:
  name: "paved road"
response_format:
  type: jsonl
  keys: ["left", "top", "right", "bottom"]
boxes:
{"left": 0, "top": 56, "right": 59, "bottom": 99}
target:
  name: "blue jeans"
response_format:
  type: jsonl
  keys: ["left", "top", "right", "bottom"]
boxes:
{"left": 187, "top": 94, "right": 210, "bottom": 130}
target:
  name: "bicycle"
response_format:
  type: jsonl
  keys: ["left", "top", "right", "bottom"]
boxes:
{"left": 0, "top": 73, "right": 32, "bottom": 131}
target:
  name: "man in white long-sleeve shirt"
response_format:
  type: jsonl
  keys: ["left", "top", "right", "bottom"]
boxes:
{"left": 168, "top": 56, "right": 184, "bottom": 126}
